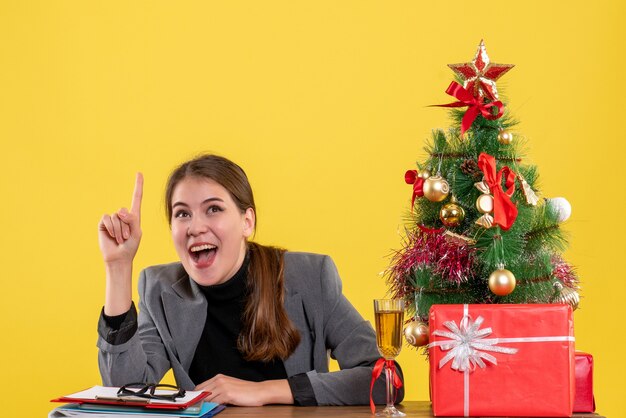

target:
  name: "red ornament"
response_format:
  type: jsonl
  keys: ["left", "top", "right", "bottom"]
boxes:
{"left": 477, "top": 153, "right": 518, "bottom": 231}
{"left": 433, "top": 81, "right": 504, "bottom": 136}
{"left": 405, "top": 170, "right": 425, "bottom": 209}
{"left": 448, "top": 40, "right": 514, "bottom": 101}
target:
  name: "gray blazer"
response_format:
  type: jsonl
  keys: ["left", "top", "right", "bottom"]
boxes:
{"left": 97, "top": 252, "right": 403, "bottom": 405}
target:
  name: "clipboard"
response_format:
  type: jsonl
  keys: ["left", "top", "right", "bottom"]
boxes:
{"left": 51, "top": 386, "right": 210, "bottom": 410}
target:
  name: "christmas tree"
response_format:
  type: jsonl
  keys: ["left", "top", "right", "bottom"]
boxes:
{"left": 387, "top": 40, "right": 579, "bottom": 348}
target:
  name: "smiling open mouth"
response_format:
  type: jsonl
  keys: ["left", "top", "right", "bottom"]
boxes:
{"left": 189, "top": 243, "right": 217, "bottom": 265}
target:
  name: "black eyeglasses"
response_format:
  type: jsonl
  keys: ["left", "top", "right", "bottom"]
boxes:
{"left": 117, "top": 383, "right": 186, "bottom": 401}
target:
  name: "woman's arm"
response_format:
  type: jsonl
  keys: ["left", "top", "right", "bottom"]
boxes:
{"left": 97, "top": 268, "right": 173, "bottom": 386}
{"left": 97, "top": 173, "right": 171, "bottom": 386}
{"left": 98, "top": 173, "right": 143, "bottom": 316}
{"left": 304, "top": 256, "right": 404, "bottom": 406}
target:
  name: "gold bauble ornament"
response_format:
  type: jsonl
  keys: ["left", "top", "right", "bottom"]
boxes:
{"left": 422, "top": 175, "right": 450, "bottom": 202}
{"left": 476, "top": 193, "right": 494, "bottom": 214}
{"left": 418, "top": 169, "right": 431, "bottom": 180}
{"left": 553, "top": 282, "right": 580, "bottom": 311}
{"left": 488, "top": 268, "right": 516, "bottom": 296}
{"left": 440, "top": 201, "right": 465, "bottom": 227}
{"left": 404, "top": 320, "right": 429, "bottom": 347}
{"left": 497, "top": 129, "right": 514, "bottom": 145}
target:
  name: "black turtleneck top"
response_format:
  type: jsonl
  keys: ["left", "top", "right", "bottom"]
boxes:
{"left": 188, "top": 254, "right": 288, "bottom": 384}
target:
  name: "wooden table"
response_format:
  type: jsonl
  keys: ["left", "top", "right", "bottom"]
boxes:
{"left": 216, "top": 401, "right": 604, "bottom": 417}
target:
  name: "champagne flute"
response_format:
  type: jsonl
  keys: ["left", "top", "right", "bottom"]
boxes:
{"left": 373, "top": 299, "right": 405, "bottom": 417}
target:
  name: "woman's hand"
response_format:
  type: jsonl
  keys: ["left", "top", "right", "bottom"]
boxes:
{"left": 98, "top": 173, "right": 144, "bottom": 265}
{"left": 99, "top": 173, "right": 143, "bottom": 316}
{"left": 195, "top": 374, "right": 294, "bottom": 406}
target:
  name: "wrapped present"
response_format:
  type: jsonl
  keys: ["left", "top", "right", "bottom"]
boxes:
{"left": 574, "top": 352, "right": 595, "bottom": 413}
{"left": 429, "top": 304, "right": 575, "bottom": 417}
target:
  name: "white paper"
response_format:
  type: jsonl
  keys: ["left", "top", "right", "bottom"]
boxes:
{"left": 64, "top": 386, "right": 205, "bottom": 405}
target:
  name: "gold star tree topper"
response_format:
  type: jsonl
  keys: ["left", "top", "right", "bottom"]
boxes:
{"left": 448, "top": 40, "right": 514, "bottom": 101}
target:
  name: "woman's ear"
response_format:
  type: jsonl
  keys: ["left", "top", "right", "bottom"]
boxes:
{"left": 242, "top": 207, "right": 256, "bottom": 238}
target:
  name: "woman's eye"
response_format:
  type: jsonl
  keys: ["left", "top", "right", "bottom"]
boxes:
{"left": 174, "top": 210, "right": 190, "bottom": 218}
{"left": 207, "top": 205, "right": 223, "bottom": 214}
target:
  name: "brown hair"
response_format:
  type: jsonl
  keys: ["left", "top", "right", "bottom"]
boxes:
{"left": 165, "top": 154, "right": 300, "bottom": 361}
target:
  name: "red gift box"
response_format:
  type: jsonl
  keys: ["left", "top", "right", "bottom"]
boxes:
{"left": 429, "top": 304, "right": 575, "bottom": 417}
{"left": 574, "top": 352, "right": 595, "bottom": 413}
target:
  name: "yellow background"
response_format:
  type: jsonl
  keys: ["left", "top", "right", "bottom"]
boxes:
{"left": 1, "top": 1, "right": 624, "bottom": 417}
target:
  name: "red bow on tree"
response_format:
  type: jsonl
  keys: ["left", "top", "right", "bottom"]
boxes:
{"left": 370, "top": 358, "right": 403, "bottom": 414}
{"left": 405, "top": 170, "right": 424, "bottom": 210}
{"left": 478, "top": 152, "right": 518, "bottom": 231}
{"left": 433, "top": 81, "right": 504, "bottom": 136}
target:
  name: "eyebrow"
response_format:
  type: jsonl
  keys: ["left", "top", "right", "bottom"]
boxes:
{"left": 172, "top": 197, "right": 225, "bottom": 209}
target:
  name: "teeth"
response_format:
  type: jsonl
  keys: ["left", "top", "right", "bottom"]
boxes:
{"left": 190, "top": 244, "right": 217, "bottom": 252}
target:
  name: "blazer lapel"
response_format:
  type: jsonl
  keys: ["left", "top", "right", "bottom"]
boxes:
{"left": 162, "top": 275, "right": 207, "bottom": 371}
{"left": 283, "top": 289, "right": 315, "bottom": 376}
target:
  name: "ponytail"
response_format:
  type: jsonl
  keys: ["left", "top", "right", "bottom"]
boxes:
{"left": 238, "top": 242, "right": 301, "bottom": 362}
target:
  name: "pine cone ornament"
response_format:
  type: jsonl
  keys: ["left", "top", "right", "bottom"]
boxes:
{"left": 460, "top": 159, "right": 482, "bottom": 181}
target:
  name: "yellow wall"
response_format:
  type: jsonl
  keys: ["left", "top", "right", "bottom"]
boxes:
{"left": 1, "top": 2, "right": 624, "bottom": 416}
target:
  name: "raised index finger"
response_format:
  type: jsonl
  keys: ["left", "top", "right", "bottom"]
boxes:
{"left": 130, "top": 172, "right": 144, "bottom": 217}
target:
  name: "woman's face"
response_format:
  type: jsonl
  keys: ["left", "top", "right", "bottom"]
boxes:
{"left": 170, "top": 176, "right": 255, "bottom": 286}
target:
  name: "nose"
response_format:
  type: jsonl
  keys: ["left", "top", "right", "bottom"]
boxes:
{"left": 187, "top": 216, "right": 209, "bottom": 236}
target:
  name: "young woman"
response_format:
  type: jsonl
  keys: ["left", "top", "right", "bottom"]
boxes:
{"left": 97, "top": 154, "right": 403, "bottom": 406}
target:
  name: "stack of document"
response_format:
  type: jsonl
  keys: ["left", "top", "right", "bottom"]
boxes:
{"left": 49, "top": 386, "right": 224, "bottom": 418}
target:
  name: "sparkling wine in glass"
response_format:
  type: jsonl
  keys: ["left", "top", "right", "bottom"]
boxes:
{"left": 374, "top": 299, "right": 405, "bottom": 417}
